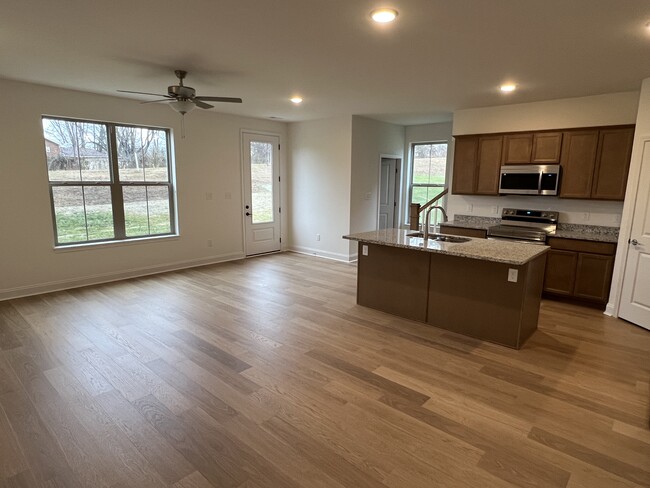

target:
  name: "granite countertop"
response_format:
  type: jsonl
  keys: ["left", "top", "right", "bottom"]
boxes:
{"left": 442, "top": 215, "right": 620, "bottom": 244}
{"left": 343, "top": 229, "right": 548, "bottom": 266}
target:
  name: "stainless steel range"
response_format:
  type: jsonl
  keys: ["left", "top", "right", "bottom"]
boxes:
{"left": 487, "top": 208, "right": 558, "bottom": 245}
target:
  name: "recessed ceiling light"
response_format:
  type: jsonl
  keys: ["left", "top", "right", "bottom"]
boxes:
{"left": 500, "top": 83, "right": 517, "bottom": 93}
{"left": 371, "top": 8, "right": 398, "bottom": 23}
{"left": 290, "top": 97, "right": 303, "bottom": 104}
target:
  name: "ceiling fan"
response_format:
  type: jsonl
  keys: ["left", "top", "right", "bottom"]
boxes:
{"left": 118, "top": 70, "right": 243, "bottom": 114}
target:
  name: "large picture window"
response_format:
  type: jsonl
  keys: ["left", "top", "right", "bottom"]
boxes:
{"left": 42, "top": 117, "right": 176, "bottom": 246}
{"left": 409, "top": 142, "right": 448, "bottom": 208}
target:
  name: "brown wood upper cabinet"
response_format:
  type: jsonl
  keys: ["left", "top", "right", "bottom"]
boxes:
{"left": 560, "top": 126, "right": 634, "bottom": 200}
{"left": 452, "top": 135, "right": 503, "bottom": 195}
{"left": 502, "top": 131, "right": 562, "bottom": 165}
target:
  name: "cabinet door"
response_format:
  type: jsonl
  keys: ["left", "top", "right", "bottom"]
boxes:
{"left": 532, "top": 132, "right": 563, "bottom": 163}
{"left": 475, "top": 136, "right": 503, "bottom": 195}
{"left": 574, "top": 253, "right": 614, "bottom": 303}
{"left": 559, "top": 130, "right": 599, "bottom": 199}
{"left": 591, "top": 127, "right": 635, "bottom": 200}
{"left": 543, "top": 249, "right": 577, "bottom": 295}
{"left": 502, "top": 133, "right": 532, "bottom": 164}
{"left": 452, "top": 136, "right": 478, "bottom": 195}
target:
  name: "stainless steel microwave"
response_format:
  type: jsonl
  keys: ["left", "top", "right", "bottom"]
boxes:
{"left": 498, "top": 164, "right": 560, "bottom": 196}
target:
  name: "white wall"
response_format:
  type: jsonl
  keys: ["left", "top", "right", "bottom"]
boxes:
{"left": 0, "top": 78, "right": 287, "bottom": 299}
{"left": 449, "top": 92, "right": 639, "bottom": 225}
{"left": 609, "top": 79, "right": 650, "bottom": 315}
{"left": 350, "top": 116, "right": 404, "bottom": 236}
{"left": 403, "top": 122, "right": 453, "bottom": 224}
{"left": 287, "top": 116, "right": 353, "bottom": 261}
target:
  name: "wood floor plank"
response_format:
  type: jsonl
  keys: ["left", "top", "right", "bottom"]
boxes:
{"left": 1, "top": 252, "right": 648, "bottom": 488}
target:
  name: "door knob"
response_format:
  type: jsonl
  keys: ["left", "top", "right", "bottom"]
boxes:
{"left": 630, "top": 239, "right": 638, "bottom": 245}
{"left": 245, "top": 212, "right": 251, "bottom": 216}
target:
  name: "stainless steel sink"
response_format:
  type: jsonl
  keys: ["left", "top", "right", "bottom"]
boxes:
{"left": 406, "top": 232, "right": 470, "bottom": 243}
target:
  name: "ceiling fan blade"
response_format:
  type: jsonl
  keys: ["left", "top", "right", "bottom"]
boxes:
{"left": 195, "top": 96, "right": 243, "bottom": 103}
{"left": 117, "top": 89, "right": 170, "bottom": 97}
{"left": 193, "top": 99, "right": 214, "bottom": 109}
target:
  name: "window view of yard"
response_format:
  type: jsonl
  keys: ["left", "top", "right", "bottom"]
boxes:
{"left": 43, "top": 118, "right": 173, "bottom": 244}
{"left": 250, "top": 141, "right": 274, "bottom": 224}
{"left": 411, "top": 142, "right": 447, "bottom": 206}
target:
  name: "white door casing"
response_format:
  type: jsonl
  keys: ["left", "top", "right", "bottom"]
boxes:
{"left": 242, "top": 132, "right": 281, "bottom": 256}
{"left": 619, "top": 139, "right": 650, "bottom": 330}
{"left": 378, "top": 158, "right": 398, "bottom": 229}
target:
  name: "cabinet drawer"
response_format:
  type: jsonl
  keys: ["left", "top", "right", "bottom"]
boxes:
{"left": 547, "top": 237, "right": 616, "bottom": 255}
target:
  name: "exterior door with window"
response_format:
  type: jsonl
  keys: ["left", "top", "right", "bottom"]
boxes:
{"left": 242, "top": 132, "right": 281, "bottom": 255}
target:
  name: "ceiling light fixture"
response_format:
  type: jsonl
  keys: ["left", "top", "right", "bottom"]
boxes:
{"left": 290, "top": 97, "right": 303, "bottom": 104}
{"left": 169, "top": 99, "right": 196, "bottom": 114}
{"left": 500, "top": 83, "right": 517, "bottom": 93}
{"left": 371, "top": 8, "right": 398, "bottom": 23}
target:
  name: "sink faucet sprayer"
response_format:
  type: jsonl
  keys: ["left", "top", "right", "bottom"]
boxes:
{"left": 423, "top": 205, "right": 449, "bottom": 240}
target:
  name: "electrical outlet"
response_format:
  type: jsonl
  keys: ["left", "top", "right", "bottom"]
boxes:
{"left": 316, "top": 233, "right": 321, "bottom": 241}
{"left": 582, "top": 212, "right": 590, "bottom": 222}
{"left": 508, "top": 268, "right": 518, "bottom": 283}
{"left": 225, "top": 192, "right": 232, "bottom": 200}
{"left": 467, "top": 204, "right": 473, "bottom": 213}
{"left": 205, "top": 192, "right": 213, "bottom": 200}
{"left": 613, "top": 214, "right": 621, "bottom": 224}
{"left": 207, "top": 239, "right": 213, "bottom": 248}
{"left": 491, "top": 205, "right": 499, "bottom": 215}
{"left": 362, "top": 245, "right": 369, "bottom": 256}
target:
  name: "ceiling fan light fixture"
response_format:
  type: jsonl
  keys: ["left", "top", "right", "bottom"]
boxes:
{"left": 169, "top": 100, "right": 196, "bottom": 114}
{"left": 371, "top": 8, "right": 398, "bottom": 23}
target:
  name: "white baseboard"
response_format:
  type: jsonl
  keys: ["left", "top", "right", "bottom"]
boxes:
{"left": 288, "top": 245, "right": 354, "bottom": 263}
{"left": 604, "top": 302, "right": 617, "bottom": 317}
{"left": 0, "top": 252, "right": 245, "bottom": 301}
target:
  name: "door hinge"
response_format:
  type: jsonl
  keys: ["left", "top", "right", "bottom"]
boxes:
{"left": 278, "top": 176, "right": 281, "bottom": 182}
{"left": 279, "top": 207, "right": 281, "bottom": 214}
{"left": 280, "top": 237, "right": 282, "bottom": 243}
{"left": 278, "top": 144, "right": 281, "bottom": 150}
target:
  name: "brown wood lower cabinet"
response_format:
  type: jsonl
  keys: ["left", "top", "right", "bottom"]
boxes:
{"left": 543, "top": 237, "right": 616, "bottom": 306}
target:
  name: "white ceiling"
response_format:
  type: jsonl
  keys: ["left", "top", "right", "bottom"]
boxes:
{"left": 2, "top": 0, "right": 649, "bottom": 125}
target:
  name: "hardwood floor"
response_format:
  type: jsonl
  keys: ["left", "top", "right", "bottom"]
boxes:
{"left": 0, "top": 252, "right": 649, "bottom": 488}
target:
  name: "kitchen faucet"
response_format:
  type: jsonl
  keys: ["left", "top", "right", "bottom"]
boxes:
{"left": 423, "top": 205, "right": 449, "bottom": 240}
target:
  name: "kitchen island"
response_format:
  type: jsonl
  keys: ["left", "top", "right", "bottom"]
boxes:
{"left": 344, "top": 229, "right": 549, "bottom": 349}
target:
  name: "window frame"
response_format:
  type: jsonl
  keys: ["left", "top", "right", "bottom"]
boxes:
{"left": 43, "top": 116, "right": 177, "bottom": 247}
{"left": 408, "top": 141, "right": 448, "bottom": 212}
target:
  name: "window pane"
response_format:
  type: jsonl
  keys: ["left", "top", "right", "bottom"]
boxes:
{"left": 412, "top": 143, "right": 447, "bottom": 186}
{"left": 42, "top": 118, "right": 110, "bottom": 182}
{"left": 117, "top": 126, "right": 169, "bottom": 182}
{"left": 83, "top": 186, "right": 114, "bottom": 240}
{"left": 250, "top": 141, "right": 273, "bottom": 224}
{"left": 147, "top": 186, "right": 171, "bottom": 234}
{"left": 123, "top": 185, "right": 172, "bottom": 237}
{"left": 52, "top": 186, "right": 87, "bottom": 243}
{"left": 123, "top": 186, "right": 149, "bottom": 237}
{"left": 411, "top": 186, "right": 445, "bottom": 208}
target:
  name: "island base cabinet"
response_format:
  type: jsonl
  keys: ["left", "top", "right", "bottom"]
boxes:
{"left": 426, "top": 253, "right": 546, "bottom": 348}
{"left": 357, "top": 243, "right": 430, "bottom": 322}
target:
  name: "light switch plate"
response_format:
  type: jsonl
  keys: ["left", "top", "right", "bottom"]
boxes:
{"left": 362, "top": 245, "right": 369, "bottom": 256}
{"left": 508, "top": 268, "right": 518, "bottom": 282}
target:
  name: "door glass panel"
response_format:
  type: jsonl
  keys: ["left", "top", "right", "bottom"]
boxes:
{"left": 249, "top": 141, "right": 274, "bottom": 224}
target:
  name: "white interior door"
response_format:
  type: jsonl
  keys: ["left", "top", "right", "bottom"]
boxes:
{"left": 378, "top": 158, "right": 397, "bottom": 229}
{"left": 619, "top": 140, "right": 650, "bottom": 330}
{"left": 242, "top": 132, "right": 281, "bottom": 256}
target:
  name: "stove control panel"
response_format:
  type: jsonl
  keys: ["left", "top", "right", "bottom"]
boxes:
{"left": 501, "top": 208, "right": 559, "bottom": 224}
